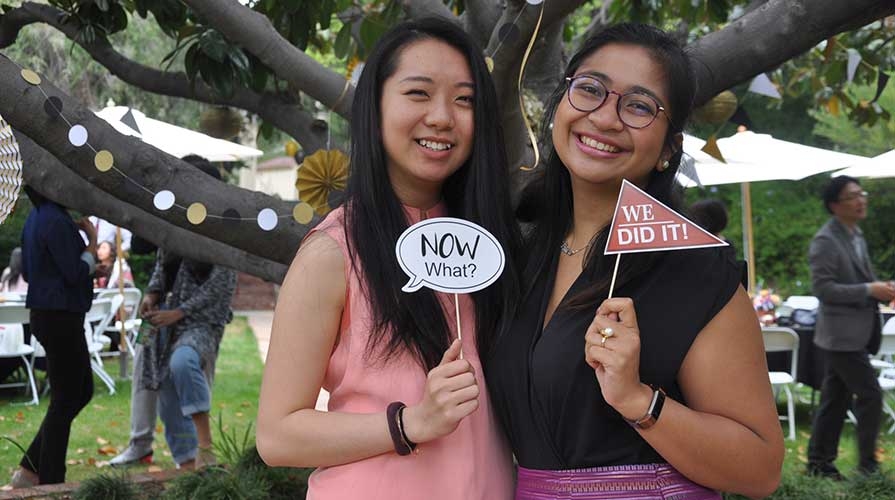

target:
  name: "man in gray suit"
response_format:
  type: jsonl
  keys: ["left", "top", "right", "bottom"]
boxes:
{"left": 806, "top": 176, "right": 895, "bottom": 480}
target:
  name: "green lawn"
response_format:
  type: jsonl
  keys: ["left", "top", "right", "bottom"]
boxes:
{"left": 0, "top": 316, "right": 262, "bottom": 484}
{"left": 3, "top": 322, "right": 895, "bottom": 498}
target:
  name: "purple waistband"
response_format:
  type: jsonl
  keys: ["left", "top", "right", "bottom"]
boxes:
{"left": 515, "top": 463, "right": 722, "bottom": 500}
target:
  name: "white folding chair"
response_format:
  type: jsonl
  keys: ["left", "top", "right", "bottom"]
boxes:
{"left": 85, "top": 298, "right": 116, "bottom": 394}
{"left": 763, "top": 326, "right": 799, "bottom": 440}
{"left": 96, "top": 288, "right": 142, "bottom": 357}
{"left": 0, "top": 304, "right": 39, "bottom": 405}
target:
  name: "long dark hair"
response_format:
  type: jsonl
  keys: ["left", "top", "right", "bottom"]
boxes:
{"left": 520, "top": 23, "right": 697, "bottom": 307}
{"left": 344, "top": 18, "right": 521, "bottom": 370}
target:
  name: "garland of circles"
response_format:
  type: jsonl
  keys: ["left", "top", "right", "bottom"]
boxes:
{"left": 16, "top": 67, "right": 316, "bottom": 231}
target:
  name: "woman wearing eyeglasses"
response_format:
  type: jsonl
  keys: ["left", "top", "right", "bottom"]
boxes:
{"left": 486, "top": 24, "right": 783, "bottom": 499}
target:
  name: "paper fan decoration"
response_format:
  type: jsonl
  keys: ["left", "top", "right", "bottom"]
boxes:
{"left": 0, "top": 115, "right": 23, "bottom": 225}
{"left": 296, "top": 149, "right": 349, "bottom": 215}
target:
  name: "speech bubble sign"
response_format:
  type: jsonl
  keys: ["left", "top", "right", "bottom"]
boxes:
{"left": 396, "top": 217, "right": 505, "bottom": 294}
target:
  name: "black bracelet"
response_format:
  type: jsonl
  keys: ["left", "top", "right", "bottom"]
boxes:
{"left": 386, "top": 402, "right": 413, "bottom": 456}
{"left": 397, "top": 405, "right": 417, "bottom": 452}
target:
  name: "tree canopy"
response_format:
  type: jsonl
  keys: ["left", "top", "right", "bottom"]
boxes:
{"left": 0, "top": 0, "right": 893, "bottom": 283}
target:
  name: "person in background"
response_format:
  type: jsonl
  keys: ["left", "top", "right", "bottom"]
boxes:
{"left": 110, "top": 155, "right": 237, "bottom": 470}
{"left": 0, "top": 247, "right": 28, "bottom": 293}
{"left": 8, "top": 185, "right": 95, "bottom": 487}
{"left": 85, "top": 216, "right": 132, "bottom": 253}
{"left": 94, "top": 240, "right": 134, "bottom": 289}
{"left": 487, "top": 23, "right": 782, "bottom": 499}
{"left": 688, "top": 198, "right": 735, "bottom": 254}
{"left": 806, "top": 176, "right": 895, "bottom": 479}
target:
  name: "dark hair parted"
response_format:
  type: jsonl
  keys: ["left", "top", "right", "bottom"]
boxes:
{"left": 822, "top": 175, "right": 859, "bottom": 214}
{"left": 344, "top": 18, "right": 522, "bottom": 371}
{"left": 689, "top": 199, "right": 729, "bottom": 236}
{"left": 519, "top": 23, "right": 697, "bottom": 308}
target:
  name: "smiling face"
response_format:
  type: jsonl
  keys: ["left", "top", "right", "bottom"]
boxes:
{"left": 379, "top": 38, "right": 475, "bottom": 204}
{"left": 552, "top": 43, "right": 673, "bottom": 189}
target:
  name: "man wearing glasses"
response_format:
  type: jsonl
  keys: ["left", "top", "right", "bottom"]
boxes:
{"left": 806, "top": 176, "right": 895, "bottom": 480}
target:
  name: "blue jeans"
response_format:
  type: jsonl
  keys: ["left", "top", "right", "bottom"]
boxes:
{"left": 158, "top": 342, "right": 212, "bottom": 464}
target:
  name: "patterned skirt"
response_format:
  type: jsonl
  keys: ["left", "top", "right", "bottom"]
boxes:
{"left": 515, "top": 464, "right": 722, "bottom": 500}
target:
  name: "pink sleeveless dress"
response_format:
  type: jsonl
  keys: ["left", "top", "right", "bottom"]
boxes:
{"left": 306, "top": 203, "right": 514, "bottom": 500}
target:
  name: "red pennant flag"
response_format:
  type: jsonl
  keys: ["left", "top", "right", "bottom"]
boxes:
{"left": 605, "top": 180, "right": 728, "bottom": 255}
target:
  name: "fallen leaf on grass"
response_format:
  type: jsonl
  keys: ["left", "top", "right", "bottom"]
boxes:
{"left": 98, "top": 445, "right": 118, "bottom": 456}
{"left": 240, "top": 402, "right": 251, "bottom": 408}
{"left": 95, "top": 460, "right": 110, "bottom": 468}
{"left": 76, "top": 448, "right": 85, "bottom": 454}
{"left": 92, "top": 404, "right": 106, "bottom": 410}
{"left": 147, "top": 466, "right": 162, "bottom": 473}
{"left": 96, "top": 437, "right": 109, "bottom": 445}
{"left": 66, "top": 459, "right": 80, "bottom": 466}
{"left": 235, "top": 412, "right": 244, "bottom": 417}
{"left": 87, "top": 457, "right": 96, "bottom": 465}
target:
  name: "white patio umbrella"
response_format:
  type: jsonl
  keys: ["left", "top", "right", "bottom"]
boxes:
{"left": 681, "top": 131, "right": 867, "bottom": 293}
{"left": 95, "top": 106, "right": 262, "bottom": 162}
{"left": 832, "top": 149, "right": 895, "bottom": 179}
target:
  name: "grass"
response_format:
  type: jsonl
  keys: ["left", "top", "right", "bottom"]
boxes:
{"left": 0, "top": 316, "right": 262, "bottom": 484}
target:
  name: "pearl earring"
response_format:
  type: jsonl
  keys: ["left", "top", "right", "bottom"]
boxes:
{"left": 658, "top": 160, "right": 669, "bottom": 172}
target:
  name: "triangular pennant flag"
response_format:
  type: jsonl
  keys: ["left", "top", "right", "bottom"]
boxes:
{"left": 700, "top": 133, "right": 725, "bottom": 162}
{"left": 846, "top": 49, "right": 861, "bottom": 83}
{"left": 871, "top": 71, "right": 890, "bottom": 103}
{"left": 120, "top": 108, "right": 141, "bottom": 135}
{"left": 604, "top": 180, "right": 728, "bottom": 255}
{"left": 748, "top": 73, "right": 782, "bottom": 99}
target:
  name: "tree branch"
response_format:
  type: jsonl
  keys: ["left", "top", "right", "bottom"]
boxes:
{"left": 400, "top": 0, "right": 456, "bottom": 22}
{"left": 688, "top": 0, "right": 895, "bottom": 106}
{"left": 17, "top": 130, "right": 288, "bottom": 283}
{"left": 182, "top": 0, "right": 355, "bottom": 118}
{"left": 0, "top": 2, "right": 328, "bottom": 152}
{"left": 0, "top": 52, "right": 316, "bottom": 269}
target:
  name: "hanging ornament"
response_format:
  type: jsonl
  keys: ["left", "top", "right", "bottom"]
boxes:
{"left": 257, "top": 208, "right": 278, "bottom": 231}
{"left": 296, "top": 149, "right": 349, "bottom": 215}
{"left": 285, "top": 139, "right": 300, "bottom": 158}
{"left": 691, "top": 91, "right": 738, "bottom": 125}
{"left": 187, "top": 203, "right": 207, "bottom": 224}
{"left": 293, "top": 202, "right": 314, "bottom": 224}
{"left": 20, "top": 69, "right": 41, "bottom": 85}
{"left": 94, "top": 150, "right": 114, "bottom": 172}
{"left": 153, "top": 190, "right": 176, "bottom": 211}
{"left": 68, "top": 125, "right": 88, "bottom": 147}
{"left": 700, "top": 133, "right": 725, "bottom": 163}
{"left": 0, "top": 114, "right": 23, "bottom": 225}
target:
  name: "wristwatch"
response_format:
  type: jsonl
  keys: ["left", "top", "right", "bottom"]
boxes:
{"left": 626, "top": 386, "right": 666, "bottom": 430}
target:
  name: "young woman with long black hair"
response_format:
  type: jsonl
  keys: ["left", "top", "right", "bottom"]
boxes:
{"left": 486, "top": 23, "right": 783, "bottom": 499}
{"left": 257, "top": 18, "right": 521, "bottom": 499}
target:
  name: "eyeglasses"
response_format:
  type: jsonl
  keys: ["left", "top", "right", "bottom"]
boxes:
{"left": 837, "top": 190, "right": 869, "bottom": 202}
{"left": 565, "top": 75, "right": 667, "bottom": 129}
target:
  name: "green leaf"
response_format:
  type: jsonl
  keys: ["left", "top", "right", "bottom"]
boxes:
{"left": 334, "top": 23, "right": 352, "bottom": 59}
{"left": 199, "top": 31, "right": 228, "bottom": 63}
{"left": 359, "top": 16, "right": 387, "bottom": 58}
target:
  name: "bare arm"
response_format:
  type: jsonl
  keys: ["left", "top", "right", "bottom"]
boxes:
{"left": 256, "top": 232, "right": 391, "bottom": 467}
{"left": 256, "top": 232, "right": 479, "bottom": 467}
{"left": 586, "top": 289, "right": 783, "bottom": 499}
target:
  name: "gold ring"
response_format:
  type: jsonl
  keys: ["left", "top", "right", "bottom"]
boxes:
{"left": 601, "top": 335, "right": 608, "bottom": 347}
{"left": 599, "top": 327, "right": 614, "bottom": 338}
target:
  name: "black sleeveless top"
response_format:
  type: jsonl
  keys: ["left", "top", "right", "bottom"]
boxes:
{"left": 485, "top": 247, "right": 744, "bottom": 469}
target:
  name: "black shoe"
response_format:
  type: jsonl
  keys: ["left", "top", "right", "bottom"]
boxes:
{"left": 807, "top": 462, "right": 845, "bottom": 481}
{"left": 857, "top": 462, "right": 880, "bottom": 476}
